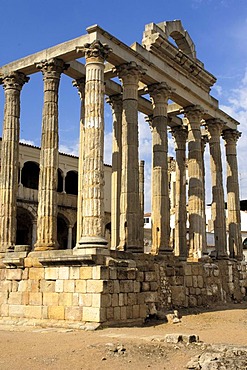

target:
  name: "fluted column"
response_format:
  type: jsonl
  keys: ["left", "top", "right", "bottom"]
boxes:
{"left": 148, "top": 82, "right": 172, "bottom": 254}
{"left": 116, "top": 62, "right": 145, "bottom": 252}
{"left": 206, "top": 120, "right": 227, "bottom": 258}
{"left": 76, "top": 40, "right": 111, "bottom": 249}
{"left": 139, "top": 160, "right": 145, "bottom": 248}
{"left": 222, "top": 129, "right": 242, "bottom": 260}
{"left": 201, "top": 134, "right": 208, "bottom": 256}
{"left": 185, "top": 105, "right": 207, "bottom": 259}
{"left": 171, "top": 125, "right": 188, "bottom": 259}
{"left": 73, "top": 77, "right": 85, "bottom": 244}
{"left": 0, "top": 72, "right": 29, "bottom": 252}
{"left": 34, "top": 58, "right": 66, "bottom": 251}
{"left": 106, "top": 94, "right": 123, "bottom": 250}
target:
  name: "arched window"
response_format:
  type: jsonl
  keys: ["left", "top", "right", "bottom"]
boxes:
{"left": 243, "top": 238, "right": 247, "bottom": 250}
{"left": 57, "top": 214, "right": 68, "bottom": 249}
{"left": 21, "top": 161, "right": 39, "bottom": 189}
{"left": 65, "top": 171, "right": 78, "bottom": 195}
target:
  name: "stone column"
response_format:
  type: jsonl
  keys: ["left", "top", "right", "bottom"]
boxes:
{"left": 73, "top": 77, "right": 85, "bottom": 244}
{"left": 171, "top": 125, "right": 188, "bottom": 259}
{"left": 139, "top": 160, "right": 145, "bottom": 248}
{"left": 201, "top": 134, "right": 208, "bottom": 256}
{"left": 206, "top": 120, "right": 227, "bottom": 258}
{"left": 34, "top": 58, "right": 66, "bottom": 251}
{"left": 0, "top": 72, "right": 29, "bottom": 252}
{"left": 67, "top": 225, "right": 73, "bottom": 249}
{"left": 222, "top": 129, "right": 242, "bottom": 260}
{"left": 185, "top": 105, "right": 207, "bottom": 259}
{"left": 76, "top": 40, "right": 111, "bottom": 249}
{"left": 148, "top": 82, "right": 172, "bottom": 254}
{"left": 116, "top": 62, "right": 145, "bottom": 252}
{"left": 106, "top": 94, "right": 123, "bottom": 250}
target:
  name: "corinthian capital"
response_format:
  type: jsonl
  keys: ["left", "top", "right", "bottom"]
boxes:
{"left": 205, "top": 118, "right": 225, "bottom": 139}
{"left": 114, "top": 61, "right": 146, "bottom": 81}
{"left": 222, "top": 129, "right": 241, "bottom": 144}
{"left": 183, "top": 105, "right": 204, "bottom": 122}
{"left": 0, "top": 71, "right": 29, "bottom": 91}
{"left": 72, "top": 77, "right": 86, "bottom": 100}
{"left": 77, "top": 40, "right": 111, "bottom": 62}
{"left": 36, "top": 58, "right": 67, "bottom": 79}
{"left": 147, "top": 82, "right": 173, "bottom": 102}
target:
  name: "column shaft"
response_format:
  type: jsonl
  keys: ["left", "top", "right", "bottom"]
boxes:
{"left": 222, "top": 129, "right": 242, "bottom": 260}
{"left": 35, "top": 58, "right": 65, "bottom": 251}
{"left": 139, "top": 160, "right": 145, "bottom": 248}
{"left": 116, "top": 62, "right": 144, "bottom": 252}
{"left": 185, "top": 106, "right": 207, "bottom": 259}
{"left": 206, "top": 120, "right": 227, "bottom": 258}
{"left": 107, "top": 94, "right": 122, "bottom": 250}
{"left": 171, "top": 125, "right": 188, "bottom": 259}
{"left": 148, "top": 83, "right": 171, "bottom": 254}
{"left": 0, "top": 72, "right": 29, "bottom": 252}
{"left": 73, "top": 78, "right": 85, "bottom": 244}
{"left": 77, "top": 40, "right": 110, "bottom": 248}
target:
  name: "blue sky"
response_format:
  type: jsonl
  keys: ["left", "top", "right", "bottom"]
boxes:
{"left": 1, "top": 0, "right": 247, "bottom": 210}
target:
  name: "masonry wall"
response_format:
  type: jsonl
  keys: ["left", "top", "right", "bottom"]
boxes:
{"left": 0, "top": 252, "right": 246, "bottom": 328}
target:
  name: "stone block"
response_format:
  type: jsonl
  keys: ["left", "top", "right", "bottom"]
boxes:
{"left": 126, "top": 306, "right": 133, "bottom": 319}
{"left": 92, "top": 266, "right": 109, "bottom": 280}
{"left": 43, "top": 292, "right": 59, "bottom": 306}
{"left": 22, "top": 291, "right": 29, "bottom": 305}
{"left": 0, "top": 292, "right": 8, "bottom": 304}
{"left": 139, "top": 304, "right": 148, "bottom": 319}
{"left": 58, "top": 267, "right": 70, "bottom": 280}
{"left": 92, "top": 293, "right": 102, "bottom": 308}
{"left": 184, "top": 264, "right": 192, "bottom": 276}
{"left": 75, "top": 280, "right": 87, "bottom": 293}
{"left": 18, "top": 280, "right": 29, "bottom": 292}
{"left": 104, "top": 281, "right": 114, "bottom": 294}
{"left": 101, "top": 294, "right": 111, "bottom": 308}
{"left": 72, "top": 293, "right": 79, "bottom": 306}
{"left": 25, "top": 305, "right": 42, "bottom": 319}
{"left": 133, "top": 281, "right": 141, "bottom": 293}
{"left": 150, "top": 282, "right": 158, "bottom": 291}
{"left": 40, "top": 280, "right": 55, "bottom": 292}
{"left": 144, "top": 292, "right": 158, "bottom": 303}
{"left": 197, "top": 275, "right": 204, "bottom": 288}
{"left": 171, "top": 286, "right": 186, "bottom": 306}
{"left": 48, "top": 306, "right": 65, "bottom": 320}
{"left": 0, "top": 280, "right": 11, "bottom": 292}
{"left": 63, "top": 280, "right": 75, "bottom": 293}
{"left": 132, "top": 305, "right": 140, "bottom": 319}
{"left": 106, "top": 307, "right": 114, "bottom": 320}
{"left": 8, "top": 292, "right": 22, "bottom": 305}
{"left": 12, "top": 280, "right": 19, "bottom": 292}
{"left": 192, "top": 276, "right": 198, "bottom": 288}
{"left": 9, "top": 304, "right": 25, "bottom": 317}
{"left": 119, "top": 280, "right": 133, "bottom": 293}
{"left": 83, "top": 307, "right": 103, "bottom": 322}
{"left": 29, "top": 267, "right": 45, "bottom": 280}
{"left": 0, "top": 303, "right": 9, "bottom": 316}
{"left": 113, "top": 306, "right": 121, "bottom": 320}
{"left": 79, "top": 266, "right": 92, "bottom": 280}
{"left": 137, "top": 272, "right": 144, "bottom": 282}
{"left": 118, "top": 269, "right": 128, "bottom": 280}
{"left": 58, "top": 293, "right": 73, "bottom": 307}
{"left": 65, "top": 306, "right": 82, "bottom": 321}
{"left": 127, "top": 292, "right": 137, "bottom": 306}
{"left": 109, "top": 268, "right": 117, "bottom": 280}
{"left": 127, "top": 269, "right": 136, "bottom": 280}
{"left": 145, "top": 271, "right": 156, "bottom": 282}
{"left": 120, "top": 306, "right": 127, "bottom": 320}
{"left": 29, "top": 292, "right": 42, "bottom": 306}
{"left": 45, "top": 267, "right": 59, "bottom": 280}
{"left": 141, "top": 282, "right": 150, "bottom": 292}
{"left": 78, "top": 293, "right": 92, "bottom": 307}
{"left": 185, "top": 276, "right": 193, "bottom": 287}
{"left": 55, "top": 280, "right": 64, "bottom": 293}
{"left": 6, "top": 268, "right": 22, "bottom": 281}
{"left": 111, "top": 293, "right": 119, "bottom": 307}
{"left": 69, "top": 266, "right": 80, "bottom": 280}
{"left": 87, "top": 280, "right": 104, "bottom": 293}
{"left": 113, "top": 280, "right": 120, "bottom": 293}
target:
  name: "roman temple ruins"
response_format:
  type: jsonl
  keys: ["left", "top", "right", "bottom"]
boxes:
{"left": 0, "top": 20, "right": 246, "bottom": 327}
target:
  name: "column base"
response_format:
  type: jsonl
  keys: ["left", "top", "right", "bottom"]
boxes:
{"left": 75, "top": 236, "right": 108, "bottom": 249}
{"left": 34, "top": 242, "right": 59, "bottom": 252}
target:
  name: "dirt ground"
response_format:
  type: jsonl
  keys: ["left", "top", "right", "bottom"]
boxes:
{"left": 0, "top": 302, "right": 247, "bottom": 370}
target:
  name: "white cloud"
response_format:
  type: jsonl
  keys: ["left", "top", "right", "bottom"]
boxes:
{"left": 59, "top": 142, "right": 79, "bottom": 157}
{"left": 20, "top": 138, "right": 36, "bottom": 146}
